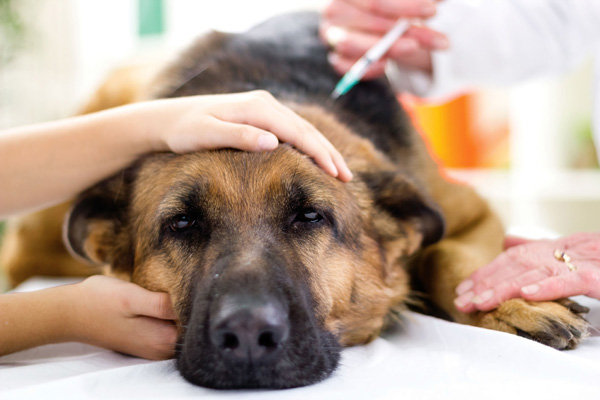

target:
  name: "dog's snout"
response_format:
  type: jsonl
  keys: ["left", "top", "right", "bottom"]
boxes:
{"left": 178, "top": 253, "right": 341, "bottom": 388}
{"left": 210, "top": 295, "right": 290, "bottom": 363}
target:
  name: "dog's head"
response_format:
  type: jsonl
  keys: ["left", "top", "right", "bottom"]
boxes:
{"left": 64, "top": 108, "right": 443, "bottom": 389}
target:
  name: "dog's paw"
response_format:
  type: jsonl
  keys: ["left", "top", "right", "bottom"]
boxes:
{"left": 476, "top": 298, "right": 590, "bottom": 350}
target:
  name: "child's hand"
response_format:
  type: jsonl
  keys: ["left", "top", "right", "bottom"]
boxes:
{"left": 0, "top": 90, "right": 352, "bottom": 218}
{"left": 72, "top": 276, "right": 178, "bottom": 360}
{"left": 137, "top": 91, "right": 353, "bottom": 182}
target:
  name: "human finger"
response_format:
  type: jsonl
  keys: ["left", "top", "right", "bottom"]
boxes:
{"left": 229, "top": 91, "right": 345, "bottom": 180}
{"left": 185, "top": 116, "right": 280, "bottom": 152}
{"left": 211, "top": 91, "right": 352, "bottom": 181}
{"left": 454, "top": 268, "right": 551, "bottom": 313}
{"left": 269, "top": 100, "right": 354, "bottom": 182}
{"left": 343, "top": 0, "right": 438, "bottom": 19}
{"left": 324, "top": 25, "right": 420, "bottom": 60}
{"left": 468, "top": 257, "right": 540, "bottom": 296}
{"left": 457, "top": 242, "right": 571, "bottom": 300}
{"left": 124, "top": 317, "right": 178, "bottom": 360}
{"left": 455, "top": 252, "right": 522, "bottom": 296}
{"left": 127, "top": 289, "right": 177, "bottom": 320}
{"left": 504, "top": 235, "right": 533, "bottom": 249}
{"left": 402, "top": 24, "right": 449, "bottom": 51}
{"left": 322, "top": 24, "right": 443, "bottom": 75}
{"left": 328, "top": 52, "right": 388, "bottom": 79}
{"left": 324, "top": 0, "right": 438, "bottom": 35}
{"left": 455, "top": 242, "right": 547, "bottom": 296}
{"left": 520, "top": 271, "right": 594, "bottom": 301}
{"left": 323, "top": 0, "right": 399, "bottom": 35}
{"left": 265, "top": 105, "right": 348, "bottom": 182}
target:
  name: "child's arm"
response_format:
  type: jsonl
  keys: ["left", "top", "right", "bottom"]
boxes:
{"left": 0, "top": 276, "right": 177, "bottom": 360}
{"left": 0, "top": 91, "right": 352, "bottom": 219}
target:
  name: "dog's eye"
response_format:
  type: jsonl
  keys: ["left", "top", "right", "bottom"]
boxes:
{"left": 169, "top": 215, "right": 196, "bottom": 231}
{"left": 294, "top": 209, "right": 324, "bottom": 224}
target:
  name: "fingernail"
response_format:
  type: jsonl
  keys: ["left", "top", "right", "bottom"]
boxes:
{"left": 454, "top": 291, "right": 474, "bottom": 308}
{"left": 432, "top": 36, "right": 449, "bottom": 49}
{"left": 472, "top": 289, "right": 493, "bottom": 304}
{"left": 343, "top": 167, "right": 353, "bottom": 181}
{"left": 327, "top": 52, "right": 340, "bottom": 66}
{"left": 328, "top": 160, "right": 339, "bottom": 177}
{"left": 521, "top": 284, "right": 539, "bottom": 295}
{"left": 455, "top": 279, "right": 473, "bottom": 295}
{"left": 325, "top": 26, "right": 347, "bottom": 48}
{"left": 394, "top": 38, "right": 418, "bottom": 53}
{"left": 258, "top": 134, "right": 278, "bottom": 150}
{"left": 337, "top": 162, "right": 353, "bottom": 181}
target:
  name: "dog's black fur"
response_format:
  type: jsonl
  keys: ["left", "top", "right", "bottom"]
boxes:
{"left": 154, "top": 12, "right": 423, "bottom": 389}
{"left": 159, "top": 12, "right": 414, "bottom": 155}
{"left": 176, "top": 252, "right": 342, "bottom": 389}
{"left": 64, "top": 12, "right": 444, "bottom": 390}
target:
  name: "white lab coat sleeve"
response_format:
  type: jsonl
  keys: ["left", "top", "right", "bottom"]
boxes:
{"left": 387, "top": 0, "right": 600, "bottom": 99}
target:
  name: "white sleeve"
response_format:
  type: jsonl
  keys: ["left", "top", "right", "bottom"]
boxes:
{"left": 387, "top": 0, "right": 600, "bottom": 99}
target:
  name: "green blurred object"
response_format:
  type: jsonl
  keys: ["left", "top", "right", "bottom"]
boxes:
{"left": 0, "top": 0, "right": 25, "bottom": 65}
{"left": 570, "top": 119, "right": 599, "bottom": 169}
{"left": 138, "top": 0, "right": 164, "bottom": 37}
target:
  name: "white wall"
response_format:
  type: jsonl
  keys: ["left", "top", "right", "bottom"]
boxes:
{"left": 165, "top": 0, "right": 325, "bottom": 41}
{"left": 0, "top": 0, "right": 327, "bottom": 129}
{"left": 0, "top": 0, "right": 595, "bottom": 181}
{"left": 0, "top": 0, "right": 598, "bottom": 237}
{"left": 0, "top": 0, "right": 138, "bottom": 127}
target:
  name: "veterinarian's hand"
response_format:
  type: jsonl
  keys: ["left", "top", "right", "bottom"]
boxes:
{"left": 143, "top": 91, "right": 353, "bottom": 182}
{"left": 73, "top": 275, "right": 178, "bottom": 360}
{"left": 454, "top": 233, "right": 600, "bottom": 313}
{"left": 321, "top": 0, "right": 448, "bottom": 78}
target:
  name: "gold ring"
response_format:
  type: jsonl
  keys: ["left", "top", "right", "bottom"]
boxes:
{"left": 554, "top": 249, "right": 577, "bottom": 271}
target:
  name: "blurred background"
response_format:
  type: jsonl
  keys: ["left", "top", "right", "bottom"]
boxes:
{"left": 1, "top": 0, "right": 599, "bottom": 289}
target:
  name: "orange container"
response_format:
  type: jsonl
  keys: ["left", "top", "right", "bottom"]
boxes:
{"left": 401, "top": 93, "right": 480, "bottom": 168}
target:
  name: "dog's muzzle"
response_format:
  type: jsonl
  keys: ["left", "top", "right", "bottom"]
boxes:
{"left": 175, "top": 252, "right": 341, "bottom": 389}
{"left": 209, "top": 293, "right": 290, "bottom": 365}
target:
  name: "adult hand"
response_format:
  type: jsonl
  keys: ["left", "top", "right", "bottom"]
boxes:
{"left": 72, "top": 275, "right": 178, "bottom": 360}
{"left": 320, "top": 0, "right": 448, "bottom": 79}
{"left": 142, "top": 91, "right": 353, "bottom": 182}
{"left": 454, "top": 233, "right": 600, "bottom": 313}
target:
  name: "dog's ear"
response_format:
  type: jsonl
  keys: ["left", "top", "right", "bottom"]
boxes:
{"left": 360, "top": 170, "right": 445, "bottom": 255}
{"left": 64, "top": 169, "right": 136, "bottom": 274}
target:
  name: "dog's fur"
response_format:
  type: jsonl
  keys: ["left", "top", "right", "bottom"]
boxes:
{"left": 0, "top": 13, "right": 590, "bottom": 389}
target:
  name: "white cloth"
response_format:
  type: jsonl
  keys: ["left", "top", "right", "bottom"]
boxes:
{"left": 1, "top": 277, "right": 600, "bottom": 399}
{"left": 387, "top": 0, "right": 600, "bottom": 147}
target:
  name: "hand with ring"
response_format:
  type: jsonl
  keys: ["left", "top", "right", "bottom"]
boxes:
{"left": 454, "top": 232, "right": 600, "bottom": 313}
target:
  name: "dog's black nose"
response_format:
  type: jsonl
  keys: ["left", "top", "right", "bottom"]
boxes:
{"left": 210, "top": 295, "right": 290, "bottom": 363}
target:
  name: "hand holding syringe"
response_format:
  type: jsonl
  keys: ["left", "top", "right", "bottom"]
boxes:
{"left": 331, "top": 19, "right": 411, "bottom": 99}
{"left": 321, "top": 0, "right": 448, "bottom": 96}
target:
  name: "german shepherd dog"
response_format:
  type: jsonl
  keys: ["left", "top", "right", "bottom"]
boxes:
{"left": 1, "top": 12, "right": 590, "bottom": 389}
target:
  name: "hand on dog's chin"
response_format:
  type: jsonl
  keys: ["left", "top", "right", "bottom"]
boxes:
{"left": 73, "top": 276, "right": 178, "bottom": 360}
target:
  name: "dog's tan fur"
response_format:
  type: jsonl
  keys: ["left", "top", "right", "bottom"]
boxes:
{"left": 0, "top": 45, "right": 589, "bottom": 355}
